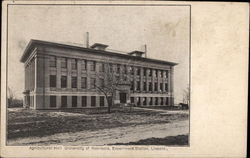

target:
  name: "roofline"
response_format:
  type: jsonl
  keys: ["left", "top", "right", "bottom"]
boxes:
{"left": 20, "top": 39, "right": 178, "bottom": 66}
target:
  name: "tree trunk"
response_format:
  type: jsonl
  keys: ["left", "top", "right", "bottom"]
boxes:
{"left": 106, "top": 96, "right": 112, "bottom": 113}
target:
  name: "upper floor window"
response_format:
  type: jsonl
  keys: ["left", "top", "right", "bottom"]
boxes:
{"left": 49, "top": 56, "right": 56, "bottom": 67}
{"left": 165, "top": 71, "right": 168, "bottom": 78}
{"left": 153, "top": 70, "right": 157, "bottom": 77}
{"left": 137, "top": 68, "right": 141, "bottom": 76}
{"left": 143, "top": 68, "right": 147, "bottom": 76}
{"left": 149, "top": 82, "right": 152, "bottom": 91}
{"left": 154, "top": 82, "right": 158, "bottom": 91}
{"left": 81, "top": 60, "right": 87, "bottom": 70}
{"left": 81, "top": 77, "right": 87, "bottom": 89}
{"left": 61, "top": 58, "right": 67, "bottom": 68}
{"left": 128, "top": 66, "right": 132, "bottom": 74}
{"left": 117, "top": 64, "right": 120, "bottom": 73}
{"left": 108, "top": 63, "right": 113, "bottom": 72}
{"left": 143, "top": 82, "right": 147, "bottom": 91}
{"left": 124, "top": 66, "right": 127, "bottom": 74}
{"left": 136, "top": 81, "right": 140, "bottom": 91}
{"left": 160, "top": 83, "right": 163, "bottom": 91}
{"left": 71, "top": 59, "right": 77, "bottom": 70}
{"left": 159, "top": 70, "right": 163, "bottom": 78}
{"left": 165, "top": 83, "right": 168, "bottom": 91}
{"left": 131, "top": 67, "right": 134, "bottom": 75}
{"left": 99, "top": 78, "right": 104, "bottom": 87}
{"left": 130, "top": 81, "right": 134, "bottom": 90}
{"left": 71, "top": 76, "right": 77, "bottom": 88}
{"left": 90, "top": 78, "right": 96, "bottom": 89}
{"left": 50, "top": 75, "right": 56, "bottom": 88}
{"left": 99, "top": 63, "right": 105, "bottom": 72}
{"left": 61, "top": 76, "right": 67, "bottom": 88}
{"left": 149, "top": 69, "right": 152, "bottom": 77}
{"left": 90, "top": 61, "right": 96, "bottom": 71}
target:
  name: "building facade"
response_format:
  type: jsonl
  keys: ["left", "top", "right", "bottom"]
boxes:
{"left": 20, "top": 39, "right": 177, "bottom": 109}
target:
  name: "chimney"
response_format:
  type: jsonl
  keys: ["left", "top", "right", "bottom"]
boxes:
{"left": 86, "top": 32, "right": 89, "bottom": 48}
{"left": 90, "top": 43, "right": 109, "bottom": 51}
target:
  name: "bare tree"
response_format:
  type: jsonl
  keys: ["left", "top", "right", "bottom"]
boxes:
{"left": 7, "top": 86, "right": 15, "bottom": 106}
{"left": 182, "top": 86, "right": 190, "bottom": 105}
{"left": 95, "top": 63, "right": 130, "bottom": 113}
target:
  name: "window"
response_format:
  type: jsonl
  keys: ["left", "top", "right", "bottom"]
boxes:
{"left": 122, "top": 65, "right": 128, "bottom": 74}
{"left": 61, "top": 58, "right": 67, "bottom": 68}
{"left": 165, "top": 71, "right": 168, "bottom": 78}
{"left": 130, "top": 81, "right": 134, "bottom": 90}
{"left": 117, "top": 64, "right": 120, "bottom": 73}
{"left": 61, "top": 76, "right": 67, "bottom": 88}
{"left": 165, "top": 83, "right": 168, "bottom": 91}
{"left": 166, "top": 97, "right": 169, "bottom": 105}
{"left": 99, "top": 63, "right": 105, "bottom": 72}
{"left": 50, "top": 96, "right": 56, "bottom": 107}
{"left": 91, "top": 96, "right": 96, "bottom": 107}
{"left": 90, "top": 78, "right": 96, "bottom": 89}
{"left": 149, "top": 69, "right": 152, "bottom": 77}
{"left": 71, "top": 76, "right": 77, "bottom": 88}
{"left": 81, "top": 60, "right": 87, "bottom": 70}
{"left": 153, "top": 70, "right": 157, "bottom": 77}
{"left": 128, "top": 66, "right": 132, "bottom": 74}
{"left": 90, "top": 61, "right": 96, "bottom": 71}
{"left": 82, "top": 96, "right": 87, "bottom": 107}
{"left": 99, "top": 78, "right": 104, "bottom": 87}
{"left": 81, "top": 77, "right": 87, "bottom": 89}
{"left": 131, "top": 97, "right": 134, "bottom": 103}
{"left": 149, "top": 97, "right": 153, "bottom": 105}
{"left": 49, "top": 56, "right": 56, "bottom": 67}
{"left": 138, "top": 97, "right": 141, "bottom": 106}
{"left": 155, "top": 97, "right": 158, "bottom": 105}
{"left": 160, "top": 83, "right": 163, "bottom": 91}
{"left": 131, "top": 67, "right": 134, "bottom": 75}
{"left": 137, "top": 68, "right": 140, "bottom": 76}
{"left": 137, "top": 81, "right": 140, "bottom": 91}
{"left": 61, "top": 96, "right": 67, "bottom": 108}
{"left": 161, "top": 97, "right": 164, "bottom": 105}
{"left": 108, "top": 63, "right": 113, "bottom": 72}
{"left": 143, "top": 82, "right": 147, "bottom": 91}
{"left": 149, "top": 82, "right": 152, "bottom": 91}
{"left": 143, "top": 68, "right": 147, "bottom": 76}
{"left": 72, "top": 96, "right": 77, "bottom": 107}
{"left": 143, "top": 97, "right": 147, "bottom": 105}
{"left": 154, "top": 83, "right": 158, "bottom": 91}
{"left": 100, "top": 96, "right": 105, "bottom": 107}
{"left": 71, "top": 59, "right": 77, "bottom": 70}
{"left": 50, "top": 75, "right": 56, "bottom": 88}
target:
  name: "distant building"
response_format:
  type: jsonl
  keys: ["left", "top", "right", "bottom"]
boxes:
{"left": 20, "top": 39, "right": 177, "bottom": 109}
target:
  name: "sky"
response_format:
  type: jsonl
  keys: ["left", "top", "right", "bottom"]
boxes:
{"left": 7, "top": 5, "right": 190, "bottom": 103}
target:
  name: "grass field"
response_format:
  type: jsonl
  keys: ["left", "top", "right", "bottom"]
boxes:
{"left": 7, "top": 107, "right": 189, "bottom": 145}
{"left": 110, "top": 135, "right": 188, "bottom": 145}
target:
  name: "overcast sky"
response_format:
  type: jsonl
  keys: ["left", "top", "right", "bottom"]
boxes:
{"left": 8, "top": 5, "right": 190, "bottom": 103}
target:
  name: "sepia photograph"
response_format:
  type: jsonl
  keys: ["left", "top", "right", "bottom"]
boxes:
{"left": 5, "top": 4, "right": 190, "bottom": 146}
{"left": 1, "top": 1, "right": 248, "bottom": 158}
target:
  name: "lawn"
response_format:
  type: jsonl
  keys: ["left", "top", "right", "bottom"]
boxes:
{"left": 110, "top": 135, "right": 189, "bottom": 146}
{"left": 7, "top": 107, "right": 188, "bottom": 145}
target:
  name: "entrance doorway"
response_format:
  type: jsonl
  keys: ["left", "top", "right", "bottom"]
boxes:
{"left": 119, "top": 93, "right": 126, "bottom": 103}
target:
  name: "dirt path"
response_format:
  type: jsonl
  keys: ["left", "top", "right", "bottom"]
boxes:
{"left": 8, "top": 120, "right": 189, "bottom": 146}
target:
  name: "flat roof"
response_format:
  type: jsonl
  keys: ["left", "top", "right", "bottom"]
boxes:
{"left": 20, "top": 39, "right": 178, "bottom": 66}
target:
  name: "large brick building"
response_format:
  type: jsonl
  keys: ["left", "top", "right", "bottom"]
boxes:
{"left": 20, "top": 39, "right": 177, "bottom": 109}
